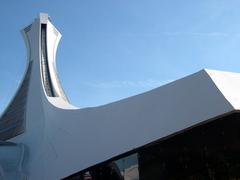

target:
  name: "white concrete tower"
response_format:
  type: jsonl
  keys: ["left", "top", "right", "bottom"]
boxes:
{"left": 1, "top": 13, "right": 240, "bottom": 179}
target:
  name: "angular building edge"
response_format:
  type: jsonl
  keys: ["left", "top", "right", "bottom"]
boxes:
{"left": 0, "top": 13, "right": 240, "bottom": 179}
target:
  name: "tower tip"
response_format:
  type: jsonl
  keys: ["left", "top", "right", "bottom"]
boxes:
{"left": 39, "top": 13, "right": 49, "bottom": 24}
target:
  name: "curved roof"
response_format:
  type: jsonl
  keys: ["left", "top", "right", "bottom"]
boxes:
{"left": 39, "top": 69, "right": 238, "bottom": 178}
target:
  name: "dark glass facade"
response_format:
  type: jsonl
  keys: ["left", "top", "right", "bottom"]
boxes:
{"left": 65, "top": 112, "right": 240, "bottom": 180}
{"left": 41, "top": 24, "right": 57, "bottom": 97}
{"left": 0, "top": 62, "right": 33, "bottom": 140}
{"left": 40, "top": 23, "right": 69, "bottom": 102}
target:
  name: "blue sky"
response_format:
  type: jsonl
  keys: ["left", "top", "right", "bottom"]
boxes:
{"left": 1, "top": 0, "right": 240, "bottom": 112}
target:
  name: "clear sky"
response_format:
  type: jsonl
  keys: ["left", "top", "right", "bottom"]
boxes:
{"left": 1, "top": 0, "right": 240, "bottom": 112}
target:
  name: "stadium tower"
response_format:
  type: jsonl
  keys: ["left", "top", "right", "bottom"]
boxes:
{"left": 1, "top": 13, "right": 240, "bottom": 180}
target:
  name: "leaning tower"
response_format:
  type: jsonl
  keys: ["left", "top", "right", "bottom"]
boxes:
{"left": 1, "top": 13, "right": 240, "bottom": 180}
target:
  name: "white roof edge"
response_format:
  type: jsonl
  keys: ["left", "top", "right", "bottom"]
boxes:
{"left": 204, "top": 69, "right": 240, "bottom": 110}
{"left": 94, "top": 69, "right": 229, "bottom": 108}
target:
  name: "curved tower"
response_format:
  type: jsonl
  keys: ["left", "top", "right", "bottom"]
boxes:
{"left": 0, "top": 13, "right": 70, "bottom": 141}
{"left": 1, "top": 13, "right": 240, "bottom": 179}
